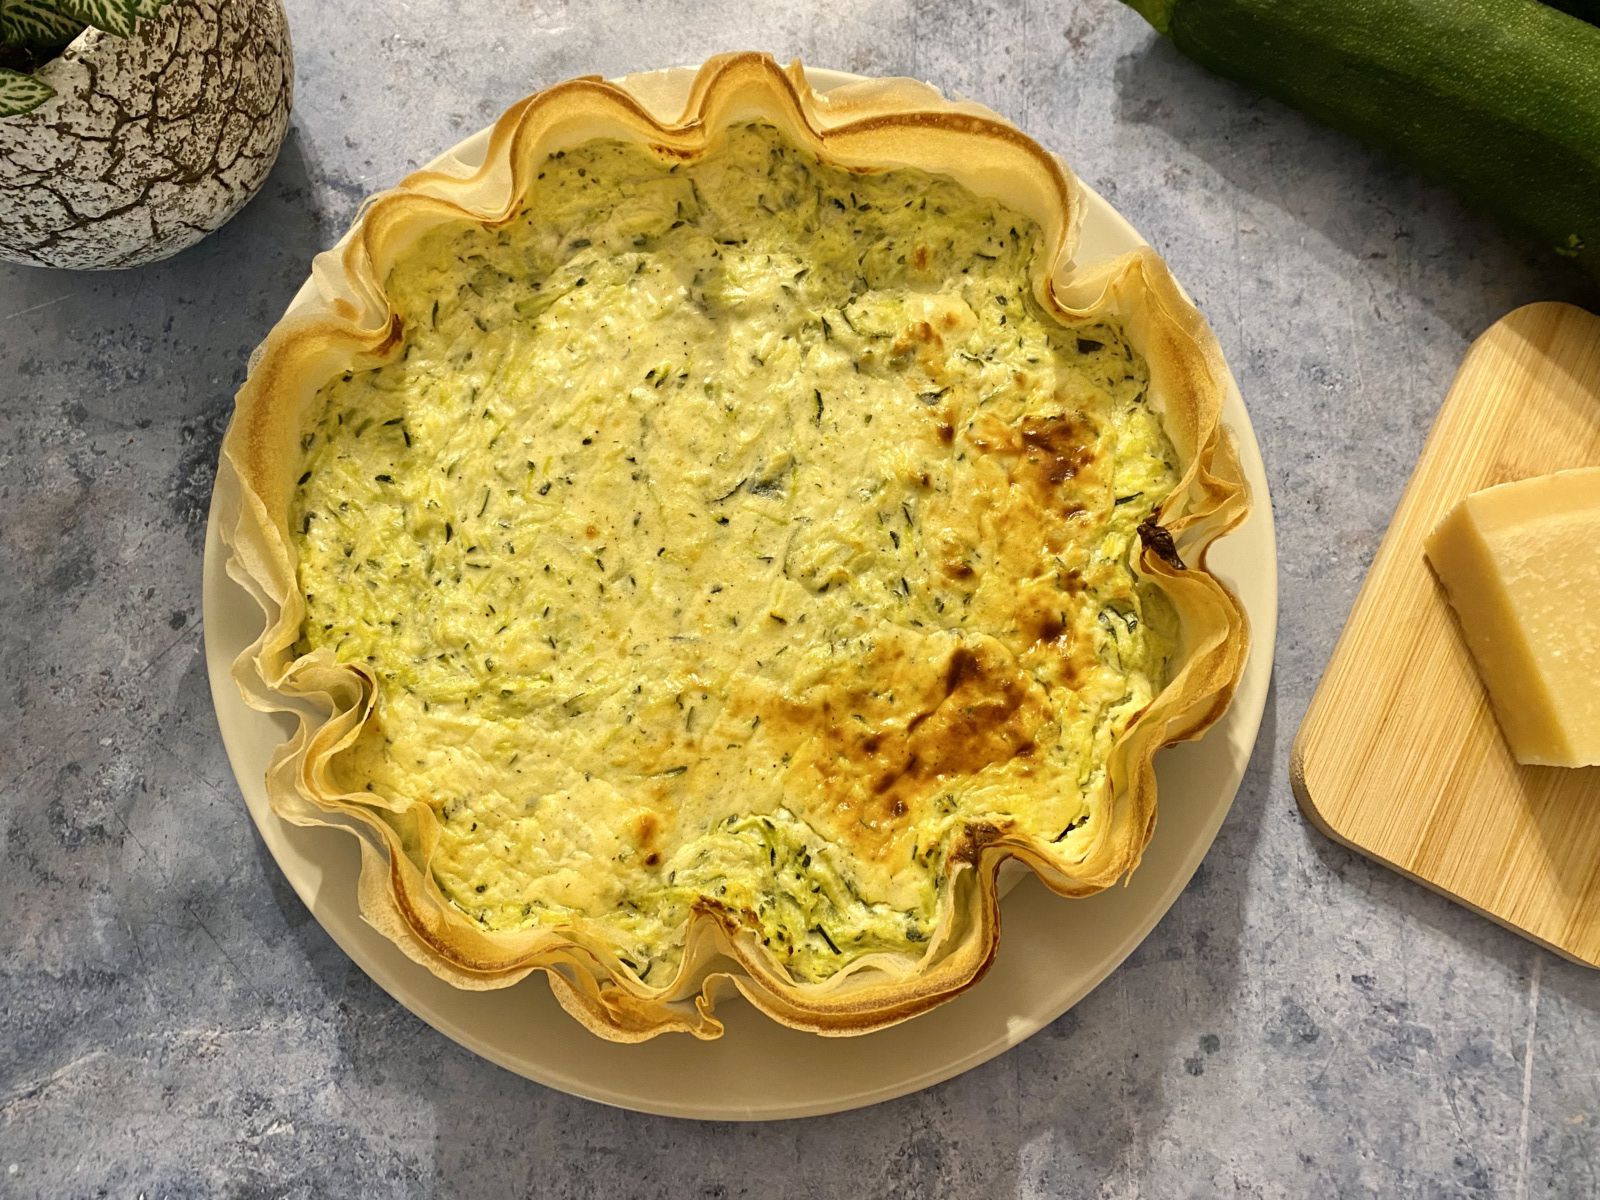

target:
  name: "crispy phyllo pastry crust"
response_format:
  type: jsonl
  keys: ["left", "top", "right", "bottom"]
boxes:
{"left": 219, "top": 53, "right": 1249, "bottom": 1040}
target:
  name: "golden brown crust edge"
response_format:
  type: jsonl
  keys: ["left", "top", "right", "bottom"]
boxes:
{"left": 217, "top": 52, "right": 1251, "bottom": 1041}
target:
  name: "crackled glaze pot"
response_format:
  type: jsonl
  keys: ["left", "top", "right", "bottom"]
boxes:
{"left": 0, "top": 0, "right": 292, "bottom": 269}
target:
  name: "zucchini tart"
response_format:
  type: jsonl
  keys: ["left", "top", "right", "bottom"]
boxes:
{"left": 220, "top": 53, "right": 1249, "bottom": 1040}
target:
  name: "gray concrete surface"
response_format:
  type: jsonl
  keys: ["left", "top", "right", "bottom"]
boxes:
{"left": 3, "top": 2, "right": 1598, "bottom": 1196}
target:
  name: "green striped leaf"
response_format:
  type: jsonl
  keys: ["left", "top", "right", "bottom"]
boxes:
{"left": 0, "top": 0, "right": 87, "bottom": 45}
{"left": 55, "top": 0, "right": 138, "bottom": 37}
{"left": 0, "top": 66, "right": 54, "bottom": 116}
{"left": 130, "top": 0, "right": 173, "bottom": 16}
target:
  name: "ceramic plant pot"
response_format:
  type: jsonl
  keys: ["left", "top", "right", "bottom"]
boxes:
{"left": 0, "top": 0, "right": 293, "bottom": 269}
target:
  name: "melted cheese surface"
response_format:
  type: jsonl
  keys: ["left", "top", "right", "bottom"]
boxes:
{"left": 291, "top": 124, "right": 1178, "bottom": 984}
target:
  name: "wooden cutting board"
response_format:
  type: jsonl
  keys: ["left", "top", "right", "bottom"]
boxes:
{"left": 1292, "top": 302, "right": 1600, "bottom": 967}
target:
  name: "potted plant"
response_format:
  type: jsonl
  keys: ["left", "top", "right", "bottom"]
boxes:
{"left": 0, "top": 0, "right": 293, "bottom": 269}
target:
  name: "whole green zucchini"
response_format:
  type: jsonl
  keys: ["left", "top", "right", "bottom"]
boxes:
{"left": 1121, "top": 0, "right": 1600, "bottom": 280}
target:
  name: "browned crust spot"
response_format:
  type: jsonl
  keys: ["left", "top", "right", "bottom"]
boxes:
{"left": 950, "top": 821, "right": 1008, "bottom": 866}
{"left": 1138, "top": 515, "right": 1186, "bottom": 570}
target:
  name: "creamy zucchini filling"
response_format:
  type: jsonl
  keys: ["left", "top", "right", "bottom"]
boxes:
{"left": 290, "top": 122, "right": 1178, "bottom": 984}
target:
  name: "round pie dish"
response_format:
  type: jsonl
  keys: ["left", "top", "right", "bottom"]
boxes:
{"left": 207, "top": 56, "right": 1276, "bottom": 1098}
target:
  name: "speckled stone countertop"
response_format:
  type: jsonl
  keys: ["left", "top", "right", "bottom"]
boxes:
{"left": 3, "top": 2, "right": 1597, "bottom": 1196}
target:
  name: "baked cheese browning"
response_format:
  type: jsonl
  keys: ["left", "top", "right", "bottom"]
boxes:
{"left": 290, "top": 122, "right": 1179, "bottom": 984}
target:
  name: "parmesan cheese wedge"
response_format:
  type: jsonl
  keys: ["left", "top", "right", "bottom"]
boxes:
{"left": 1424, "top": 468, "right": 1600, "bottom": 768}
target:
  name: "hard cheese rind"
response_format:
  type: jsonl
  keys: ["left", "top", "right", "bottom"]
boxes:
{"left": 1425, "top": 467, "right": 1600, "bottom": 768}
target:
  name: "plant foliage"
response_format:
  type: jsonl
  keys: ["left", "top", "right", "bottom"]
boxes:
{"left": 0, "top": 0, "right": 175, "bottom": 116}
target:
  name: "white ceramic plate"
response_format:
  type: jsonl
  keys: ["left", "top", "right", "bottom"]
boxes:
{"left": 203, "top": 68, "right": 1277, "bottom": 1120}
